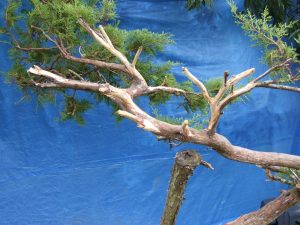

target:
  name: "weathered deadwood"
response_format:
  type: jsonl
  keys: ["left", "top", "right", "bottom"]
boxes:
{"left": 27, "top": 66, "right": 300, "bottom": 169}
{"left": 160, "top": 150, "right": 202, "bottom": 225}
{"left": 226, "top": 188, "right": 300, "bottom": 225}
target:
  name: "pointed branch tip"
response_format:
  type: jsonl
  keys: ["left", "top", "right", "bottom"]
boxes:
{"left": 132, "top": 46, "right": 143, "bottom": 67}
{"left": 182, "top": 120, "right": 190, "bottom": 136}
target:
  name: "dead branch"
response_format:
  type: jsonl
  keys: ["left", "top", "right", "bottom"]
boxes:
{"left": 78, "top": 18, "right": 147, "bottom": 86}
{"left": 27, "top": 64, "right": 300, "bottom": 170}
{"left": 132, "top": 46, "right": 143, "bottom": 68}
{"left": 182, "top": 67, "right": 211, "bottom": 103}
{"left": 26, "top": 20, "right": 300, "bottom": 171}
{"left": 256, "top": 82, "right": 300, "bottom": 93}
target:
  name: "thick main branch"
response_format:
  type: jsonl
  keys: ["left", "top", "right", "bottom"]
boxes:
{"left": 226, "top": 188, "right": 300, "bottom": 225}
{"left": 27, "top": 66, "right": 300, "bottom": 169}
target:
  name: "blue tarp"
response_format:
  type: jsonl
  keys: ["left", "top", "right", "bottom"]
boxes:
{"left": 0, "top": 0, "right": 299, "bottom": 224}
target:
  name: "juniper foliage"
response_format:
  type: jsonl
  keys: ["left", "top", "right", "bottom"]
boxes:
{"left": 1, "top": 0, "right": 213, "bottom": 123}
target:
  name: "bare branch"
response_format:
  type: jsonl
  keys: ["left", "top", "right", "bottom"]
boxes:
{"left": 145, "top": 86, "right": 186, "bottom": 95}
{"left": 256, "top": 82, "right": 300, "bottom": 93}
{"left": 99, "top": 25, "right": 113, "bottom": 47}
{"left": 16, "top": 45, "right": 57, "bottom": 52}
{"left": 213, "top": 68, "right": 255, "bottom": 107}
{"left": 116, "top": 110, "right": 160, "bottom": 133}
{"left": 27, "top": 67, "right": 300, "bottom": 170}
{"left": 27, "top": 65, "right": 101, "bottom": 92}
{"left": 227, "top": 68, "right": 256, "bottom": 86}
{"left": 31, "top": 25, "right": 129, "bottom": 74}
{"left": 253, "top": 58, "right": 292, "bottom": 83}
{"left": 200, "top": 159, "right": 214, "bottom": 170}
{"left": 30, "top": 80, "right": 61, "bottom": 88}
{"left": 78, "top": 18, "right": 147, "bottom": 85}
{"left": 182, "top": 67, "right": 211, "bottom": 103}
{"left": 132, "top": 46, "right": 143, "bottom": 68}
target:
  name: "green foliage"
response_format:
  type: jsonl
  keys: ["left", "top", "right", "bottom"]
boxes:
{"left": 28, "top": 0, "right": 98, "bottom": 45}
{"left": 205, "top": 77, "right": 223, "bottom": 97}
{"left": 228, "top": 1, "right": 299, "bottom": 79}
{"left": 2, "top": 0, "right": 183, "bottom": 124}
{"left": 185, "top": 0, "right": 214, "bottom": 10}
{"left": 186, "top": 0, "right": 297, "bottom": 25}
{"left": 4, "top": 0, "right": 296, "bottom": 127}
{"left": 60, "top": 95, "right": 92, "bottom": 125}
{"left": 99, "top": 0, "right": 117, "bottom": 24}
{"left": 244, "top": 0, "right": 294, "bottom": 24}
{"left": 81, "top": 25, "right": 127, "bottom": 61}
{"left": 277, "top": 168, "right": 300, "bottom": 187}
{"left": 152, "top": 108, "right": 207, "bottom": 130}
{"left": 4, "top": 0, "right": 23, "bottom": 28}
{"left": 126, "top": 29, "right": 174, "bottom": 56}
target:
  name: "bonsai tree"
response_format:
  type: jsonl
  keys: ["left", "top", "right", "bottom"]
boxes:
{"left": 1, "top": 0, "right": 300, "bottom": 224}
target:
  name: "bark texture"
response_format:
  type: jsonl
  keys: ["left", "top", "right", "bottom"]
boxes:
{"left": 160, "top": 150, "right": 201, "bottom": 225}
{"left": 226, "top": 188, "right": 300, "bottom": 225}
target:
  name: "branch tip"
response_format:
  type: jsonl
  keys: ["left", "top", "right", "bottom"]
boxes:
{"left": 132, "top": 46, "right": 143, "bottom": 68}
{"left": 182, "top": 67, "right": 211, "bottom": 103}
{"left": 182, "top": 120, "right": 190, "bottom": 136}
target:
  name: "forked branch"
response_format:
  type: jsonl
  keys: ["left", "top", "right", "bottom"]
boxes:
{"left": 27, "top": 20, "right": 300, "bottom": 171}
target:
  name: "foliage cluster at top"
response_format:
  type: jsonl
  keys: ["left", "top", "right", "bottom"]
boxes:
{"left": 186, "top": 0, "right": 298, "bottom": 24}
{"left": 2, "top": 0, "right": 220, "bottom": 124}
{"left": 1, "top": 0, "right": 299, "bottom": 128}
{"left": 228, "top": 1, "right": 299, "bottom": 80}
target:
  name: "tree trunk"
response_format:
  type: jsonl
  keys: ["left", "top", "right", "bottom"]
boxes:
{"left": 226, "top": 188, "right": 300, "bottom": 225}
{"left": 160, "top": 150, "right": 201, "bottom": 225}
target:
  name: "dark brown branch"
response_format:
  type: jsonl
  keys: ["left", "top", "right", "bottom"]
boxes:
{"left": 160, "top": 150, "right": 202, "bottom": 225}
{"left": 226, "top": 188, "right": 300, "bottom": 225}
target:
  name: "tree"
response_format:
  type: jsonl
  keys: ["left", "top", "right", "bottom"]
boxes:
{"left": 1, "top": 0, "right": 300, "bottom": 224}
